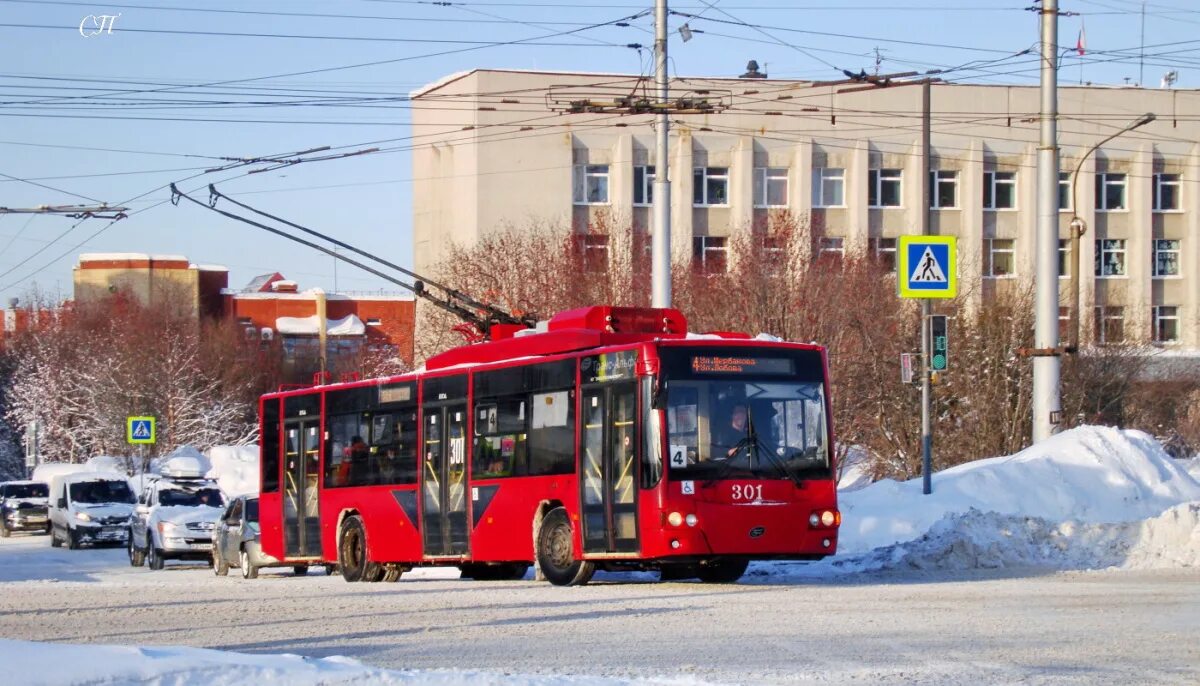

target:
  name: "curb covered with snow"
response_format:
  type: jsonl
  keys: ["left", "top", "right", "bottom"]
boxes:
{"left": 2, "top": 640, "right": 708, "bottom": 686}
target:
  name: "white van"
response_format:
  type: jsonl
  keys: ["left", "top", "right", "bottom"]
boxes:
{"left": 48, "top": 472, "right": 137, "bottom": 549}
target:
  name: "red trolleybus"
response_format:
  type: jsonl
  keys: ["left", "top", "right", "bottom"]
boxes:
{"left": 256, "top": 306, "right": 839, "bottom": 585}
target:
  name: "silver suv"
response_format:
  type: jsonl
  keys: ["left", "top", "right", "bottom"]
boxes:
{"left": 128, "top": 475, "right": 224, "bottom": 570}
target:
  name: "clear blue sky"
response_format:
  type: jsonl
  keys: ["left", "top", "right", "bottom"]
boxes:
{"left": 0, "top": 0, "right": 1193, "bottom": 304}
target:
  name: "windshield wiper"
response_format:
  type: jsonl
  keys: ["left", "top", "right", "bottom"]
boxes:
{"left": 745, "top": 407, "right": 805, "bottom": 488}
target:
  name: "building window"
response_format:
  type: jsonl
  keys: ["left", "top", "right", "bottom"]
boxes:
{"left": 1058, "top": 307, "right": 1071, "bottom": 341}
{"left": 573, "top": 164, "right": 609, "bottom": 205}
{"left": 1058, "top": 239, "right": 1070, "bottom": 278}
{"left": 634, "top": 165, "right": 655, "bottom": 206}
{"left": 812, "top": 168, "right": 845, "bottom": 207}
{"left": 868, "top": 168, "right": 902, "bottom": 208}
{"left": 818, "top": 237, "right": 844, "bottom": 267}
{"left": 1094, "top": 306, "right": 1124, "bottom": 345}
{"left": 366, "top": 318, "right": 382, "bottom": 326}
{"left": 984, "top": 239, "right": 1016, "bottom": 278}
{"left": 929, "top": 170, "right": 958, "bottom": 209}
{"left": 873, "top": 237, "right": 897, "bottom": 272}
{"left": 1095, "top": 173, "right": 1126, "bottom": 211}
{"left": 753, "top": 167, "right": 788, "bottom": 208}
{"left": 1153, "top": 239, "right": 1180, "bottom": 277}
{"left": 1058, "top": 171, "right": 1071, "bottom": 211}
{"left": 1153, "top": 306, "right": 1179, "bottom": 344}
{"left": 692, "top": 236, "right": 727, "bottom": 274}
{"left": 983, "top": 171, "right": 1016, "bottom": 210}
{"left": 693, "top": 167, "right": 729, "bottom": 206}
{"left": 1154, "top": 173, "right": 1181, "bottom": 211}
{"left": 1095, "top": 239, "right": 1127, "bottom": 277}
{"left": 578, "top": 234, "right": 610, "bottom": 272}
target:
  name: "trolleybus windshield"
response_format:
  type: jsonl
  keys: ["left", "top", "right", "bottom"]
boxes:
{"left": 659, "top": 347, "right": 830, "bottom": 482}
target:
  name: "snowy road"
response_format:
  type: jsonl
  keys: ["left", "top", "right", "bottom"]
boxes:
{"left": 0, "top": 535, "right": 1197, "bottom": 685}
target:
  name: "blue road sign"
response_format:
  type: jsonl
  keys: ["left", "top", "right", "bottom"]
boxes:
{"left": 898, "top": 236, "right": 957, "bottom": 299}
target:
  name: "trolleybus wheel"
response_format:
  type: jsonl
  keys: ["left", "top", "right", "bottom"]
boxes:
{"left": 381, "top": 565, "right": 403, "bottom": 582}
{"left": 292, "top": 565, "right": 309, "bottom": 576}
{"left": 338, "top": 515, "right": 383, "bottom": 583}
{"left": 697, "top": 558, "right": 748, "bottom": 584}
{"left": 536, "top": 507, "right": 594, "bottom": 586}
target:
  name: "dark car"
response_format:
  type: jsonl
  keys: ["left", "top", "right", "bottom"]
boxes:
{"left": 0, "top": 481, "right": 51, "bottom": 537}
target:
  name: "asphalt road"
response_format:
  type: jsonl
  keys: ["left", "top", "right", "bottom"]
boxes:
{"left": 0, "top": 535, "right": 1197, "bottom": 684}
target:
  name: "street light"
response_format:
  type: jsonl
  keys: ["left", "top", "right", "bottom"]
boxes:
{"left": 1067, "top": 112, "right": 1156, "bottom": 352}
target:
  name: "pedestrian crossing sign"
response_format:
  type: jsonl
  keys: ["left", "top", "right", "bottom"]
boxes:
{"left": 898, "top": 235, "right": 957, "bottom": 299}
{"left": 127, "top": 416, "right": 156, "bottom": 445}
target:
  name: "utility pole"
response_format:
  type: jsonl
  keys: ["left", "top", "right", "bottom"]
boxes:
{"left": 1032, "top": 0, "right": 1062, "bottom": 443}
{"left": 920, "top": 79, "right": 933, "bottom": 495}
{"left": 652, "top": 0, "right": 672, "bottom": 308}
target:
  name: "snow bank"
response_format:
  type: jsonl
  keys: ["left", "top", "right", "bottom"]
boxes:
{"left": 838, "top": 426, "right": 1200, "bottom": 554}
{"left": 206, "top": 444, "right": 259, "bottom": 496}
{"left": 1, "top": 639, "right": 696, "bottom": 686}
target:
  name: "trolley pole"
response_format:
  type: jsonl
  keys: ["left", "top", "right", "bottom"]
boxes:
{"left": 651, "top": 0, "right": 672, "bottom": 308}
{"left": 919, "top": 79, "right": 933, "bottom": 495}
{"left": 1032, "top": 0, "right": 1062, "bottom": 443}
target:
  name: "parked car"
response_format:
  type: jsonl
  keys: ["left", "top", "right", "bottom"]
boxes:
{"left": 48, "top": 473, "right": 136, "bottom": 549}
{"left": 213, "top": 495, "right": 330, "bottom": 578}
{"left": 0, "top": 481, "right": 50, "bottom": 537}
{"left": 129, "top": 460, "right": 225, "bottom": 570}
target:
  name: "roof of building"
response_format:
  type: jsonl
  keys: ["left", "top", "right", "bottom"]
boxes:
{"left": 242, "top": 273, "right": 283, "bottom": 292}
{"left": 78, "top": 252, "right": 190, "bottom": 264}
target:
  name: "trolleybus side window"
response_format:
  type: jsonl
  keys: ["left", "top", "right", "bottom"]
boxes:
{"left": 261, "top": 399, "right": 281, "bottom": 493}
{"left": 640, "top": 377, "right": 662, "bottom": 488}
{"left": 326, "top": 413, "right": 370, "bottom": 487}
{"left": 528, "top": 390, "right": 574, "bottom": 476}
{"left": 372, "top": 410, "right": 419, "bottom": 485}
{"left": 474, "top": 398, "right": 527, "bottom": 478}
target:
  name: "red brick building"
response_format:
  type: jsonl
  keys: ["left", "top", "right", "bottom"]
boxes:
{"left": 223, "top": 274, "right": 415, "bottom": 381}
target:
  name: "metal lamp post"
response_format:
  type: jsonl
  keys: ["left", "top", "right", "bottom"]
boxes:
{"left": 1067, "top": 113, "right": 1156, "bottom": 354}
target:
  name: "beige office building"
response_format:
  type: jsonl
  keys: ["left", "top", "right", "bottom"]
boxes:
{"left": 412, "top": 69, "right": 1200, "bottom": 348}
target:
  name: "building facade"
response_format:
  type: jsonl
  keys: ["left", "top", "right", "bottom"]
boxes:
{"left": 412, "top": 69, "right": 1200, "bottom": 348}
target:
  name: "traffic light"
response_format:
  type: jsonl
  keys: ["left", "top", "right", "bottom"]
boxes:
{"left": 930, "top": 315, "right": 948, "bottom": 371}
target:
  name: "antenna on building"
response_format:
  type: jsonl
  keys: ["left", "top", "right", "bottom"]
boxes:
{"left": 1162, "top": 70, "right": 1179, "bottom": 89}
{"left": 873, "top": 47, "right": 884, "bottom": 77}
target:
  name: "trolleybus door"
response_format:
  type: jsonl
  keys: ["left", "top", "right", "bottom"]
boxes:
{"left": 283, "top": 419, "right": 321, "bottom": 558}
{"left": 580, "top": 382, "right": 638, "bottom": 554}
{"left": 421, "top": 404, "right": 469, "bottom": 557}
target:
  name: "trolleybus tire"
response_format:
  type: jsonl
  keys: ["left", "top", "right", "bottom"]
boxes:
{"left": 697, "top": 558, "right": 749, "bottom": 583}
{"left": 338, "top": 515, "right": 383, "bottom": 583}
{"left": 324, "top": 564, "right": 338, "bottom": 576}
{"left": 212, "top": 546, "right": 228, "bottom": 576}
{"left": 536, "top": 507, "right": 595, "bottom": 586}
{"left": 381, "top": 565, "right": 403, "bottom": 582}
{"left": 292, "top": 565, "right": 309, "bottom": 576}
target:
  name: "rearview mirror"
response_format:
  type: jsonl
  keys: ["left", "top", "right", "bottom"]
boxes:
{"left": 57, "top": 498, "right": 66, "bottom": 508}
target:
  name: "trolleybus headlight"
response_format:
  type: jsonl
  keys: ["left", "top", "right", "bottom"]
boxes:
{"left": 808, "top": 513, "right": 820, "bottom": 527}
{"left": 685, "top": 514, "right": 698, "bottom": 527}
{"left": 667, "top": 511, "right": 683, "bottom": 527}
{"left": 821, "top": 510, "right": 836, "bottom": 527}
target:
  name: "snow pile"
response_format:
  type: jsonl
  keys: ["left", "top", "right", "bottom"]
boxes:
{"left": 1185, "top": 456, "right": 1200, "bottom": 481}
{"left": 1, "top": 639, "right": 697, "bottom": 686}
{"left": 788, "top": 503, "right": 1200, "bottom": 577}
{"left": 836, "top": 446, "right": 873, "bottom": 493}
{"left": 838, "top": 426, "right": 1200, "bottom": 554}
{"left": 206, "top": 444, "right": 259, "bottom": 496}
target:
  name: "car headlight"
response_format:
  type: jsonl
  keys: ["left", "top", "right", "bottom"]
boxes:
{"left": 157, "top": 521, "right": 179, "bottom": 535}
{"left": 74, "top": 512, "right": 92, "bottom": 522}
